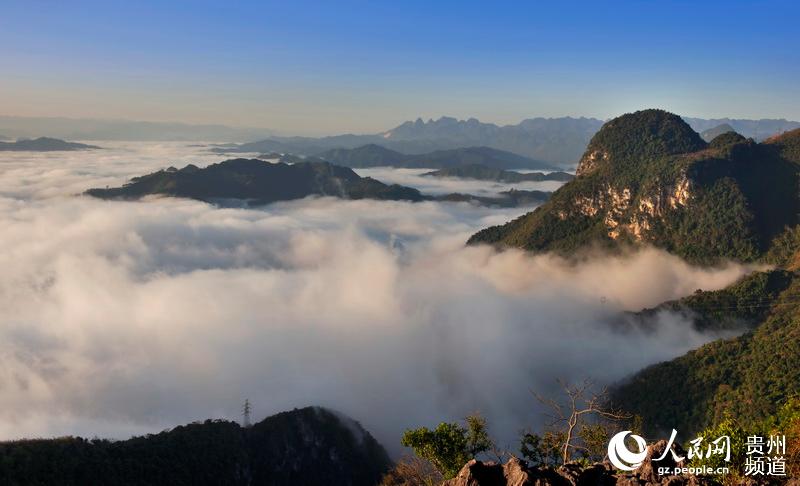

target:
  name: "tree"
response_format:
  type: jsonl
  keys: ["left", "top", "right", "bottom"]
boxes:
{"left": 519, "top": 430, "right": 563, "bottom": 467}
{"left": 401, "top": 413, "right": 493, "bottom": 479}
{"left": 687, "top": 416, "right": 747, "bottom": 482}
{"left": 533, "top": 379, "right": 631, "bottom": 464}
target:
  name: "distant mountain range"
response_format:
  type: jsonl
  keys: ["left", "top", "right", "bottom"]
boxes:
{"left": 2, "top": 114, "right": 797, "bottom": 165}
{"left": 0, "top": 137, "right": 100, "bottom": 151}
{"left": 214, "top": 115, "right": 800, "bottom": 168}
{"left": 422, "top": 165, "right": 574, "bottom": 182}
{"left": 315, "top": 145, "right": 558, "bottom": 170}
{"left": 698, "top": 123, "right": 737, "bottom": 142}
{"left": 0, "top": 407, "right": 391, "bottom": 486}
{"left": 684, "top": 117, "right": 800, "bottom": 141}
{"left": 214, "top": 117, "right": 602, "bottom": 167}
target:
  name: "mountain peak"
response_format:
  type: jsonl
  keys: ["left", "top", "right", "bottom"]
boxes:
{"left": 468, "top": 108, "right": 800, "bottom": 264}
{"left": 575, "top": 109, "right": 706, "bottom": 176}
{"left": 700, "top": 122, "right": 737, "bottom": 142}
{"left": 708, "top": 130, "right": 748, "bottom": 149}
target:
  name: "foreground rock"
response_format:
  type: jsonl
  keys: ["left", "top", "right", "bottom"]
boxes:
{"left": 444, "top": 441, "right": 721, "bottom": 486}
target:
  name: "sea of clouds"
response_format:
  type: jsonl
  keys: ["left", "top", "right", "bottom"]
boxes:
{"left": 0, "top": 143, "right": 756, "bottom": 452}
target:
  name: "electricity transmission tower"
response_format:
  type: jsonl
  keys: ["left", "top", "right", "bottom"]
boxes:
{"left": 242, "top": 399, "right": 252, "bottom": 428}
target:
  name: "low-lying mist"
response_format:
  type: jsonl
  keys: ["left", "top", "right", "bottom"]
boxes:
{"left": 0, "top": 144, "right": 756, "bottom": 453}
{"left": 354, "top": 167, "right": 565, "bottom": 196}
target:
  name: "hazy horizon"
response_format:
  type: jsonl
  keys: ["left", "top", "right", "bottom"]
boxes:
{"left": 1, "top": 111, "right": 800, "bottom": 140}
{"left": 2, "top": 0, "right": 799, "bottom": 136}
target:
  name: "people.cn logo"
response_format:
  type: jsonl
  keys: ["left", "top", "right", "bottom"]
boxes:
{"left": 607, "top": 431, "right": 648, "bottom": 471}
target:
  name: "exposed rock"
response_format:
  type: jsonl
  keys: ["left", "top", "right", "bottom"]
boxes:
{"left": 575, "top": 149, "right": 609, "bottom": 177}
{"left": 442, "top": 458, "right": 570, "bottom": 486}
{"left": 637, "top": 440, "right": 686, "bottom": 483}
{"left": 442, "top": 442, "right": 722, "bottom": 486}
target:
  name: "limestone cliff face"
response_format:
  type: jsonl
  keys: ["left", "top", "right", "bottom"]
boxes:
{"left": 568, "top": 172, "right": 693, "bottom": 241}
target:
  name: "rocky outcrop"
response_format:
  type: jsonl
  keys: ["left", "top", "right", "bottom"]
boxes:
{"left": 568, "top": 174, "right": 692, "bottom": 241}
{"left": 443, "top": 442, "right": 721, "bottom": 486}
{"left": 575, "top": 149, "right": 610, "bottom": 177}
{"left": 443, "top": 458, "right": 720, "bottom": 486}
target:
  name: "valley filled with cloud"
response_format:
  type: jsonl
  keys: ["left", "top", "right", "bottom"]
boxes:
{"left": 0, "top": 144, "right": 756, "bottom": 452}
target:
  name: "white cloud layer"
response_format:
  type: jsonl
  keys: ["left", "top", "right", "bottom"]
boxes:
{"left": 0, "top": 144, "right": 755, "bottom": 453}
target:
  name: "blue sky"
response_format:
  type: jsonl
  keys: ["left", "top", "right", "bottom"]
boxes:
{"left": 1, "top": 0, "right": 798, "bottom": 134}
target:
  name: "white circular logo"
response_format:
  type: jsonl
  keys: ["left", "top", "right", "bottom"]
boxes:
{"left": 608, "top": 430, "right": 648, "bottom": 471}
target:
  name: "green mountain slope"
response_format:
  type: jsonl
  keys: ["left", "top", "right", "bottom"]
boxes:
{"left": 468, "top": 110, "right": 800, "bottom": 265}
{"left": 625, "top": 269, "right": 794, "bottom": 334}
{"left": 460, "top": 112, "right": 800, "bottom": 439}
{"left": 613, "top": 267, "right": 800, "bottom": 438}
{"left": 0, "top": 407, "right": 391, "bottom": 486}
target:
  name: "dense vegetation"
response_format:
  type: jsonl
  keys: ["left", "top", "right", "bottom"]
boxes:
{"left": 422, "top": 164, "right": 573, "bottom": 182}
{"left": 468, "top": 110, "right": 800, "bottom": 265}
{"left": 604, "top": 130, "right": 800, "bottom": 443}
{"left": 612, "top": 260, "right": 800, "bottom": 439}
{"left": 85, "top": 158, "right": 424, "bottom": 205}
{"left": 0, "top": 407, "right": 391, "bottom": 486}
{"left": 628, "top": 269, "right": 793, "bottom": 333}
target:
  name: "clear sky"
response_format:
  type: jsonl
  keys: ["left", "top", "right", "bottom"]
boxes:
{"left": 1, "top": 0, "right": 798, "bottom": 135}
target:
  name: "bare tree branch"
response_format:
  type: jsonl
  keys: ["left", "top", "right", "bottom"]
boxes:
{"left": 535, "top": 379, "right": 633, "bottom": 464}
